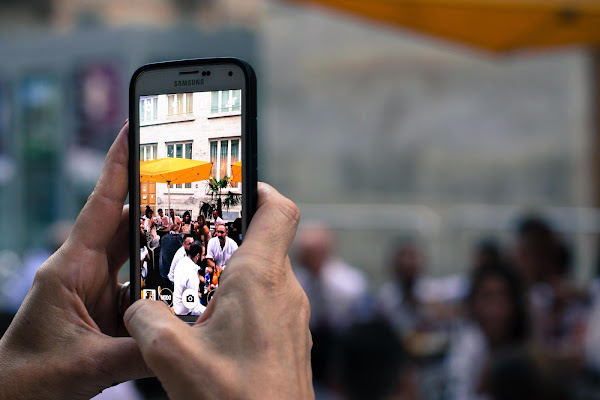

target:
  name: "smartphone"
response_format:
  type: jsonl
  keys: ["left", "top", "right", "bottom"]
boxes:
{"left": 129, "top": 58, "right": 257, "bottom": 323}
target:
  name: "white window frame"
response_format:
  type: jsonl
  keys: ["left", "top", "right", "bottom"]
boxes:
{"left": 140, "top": 96, "right": 158, "bottom": 125}
{"left": 210, "top": 137, "right": 241, "bottom": 192}
{"left": 166, "top": 93, "right": 194, "bottom": 121}
{"left": 166, "top": 141, "right": 193, "bottom": 190}
{"left": 210, "top": 90, "right": 241, "bottom": 115}
{"left": 140, "top": 143, "right": 158, "bottom": 161}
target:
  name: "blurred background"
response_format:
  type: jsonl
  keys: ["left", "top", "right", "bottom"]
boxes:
{"left": 1, "top": 0, "right": 600, "bottom": 399}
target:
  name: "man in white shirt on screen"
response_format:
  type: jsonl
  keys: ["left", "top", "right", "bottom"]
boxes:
{"left": 173, "top": 241, "right": 206, "bottom": 316}
{"left": 207, "top": 224, "right": 238, "bottom": 273}
{"left": 157, "top": 208, "right": 169, "bottom": 230}
{"left": 168, "top": 235, "right": 194, "bottom": 282}
{"left": 168, "top": 208, "right": 182, "bottom": 234}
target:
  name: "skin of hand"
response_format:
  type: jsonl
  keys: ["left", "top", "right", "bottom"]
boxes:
{"left": 124, "top": 183, "right": 314, "bottom": 400}
{"left": 0, "top": 122, "right": 151, "bottom": 399}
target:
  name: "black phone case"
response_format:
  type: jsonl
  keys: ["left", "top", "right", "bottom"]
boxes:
{"left": 128, "top": 58, "right": 257, "bottom": 313}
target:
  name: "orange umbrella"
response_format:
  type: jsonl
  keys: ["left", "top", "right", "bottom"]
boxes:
{"left": 140, "top": 157, "right": 212, "bottom": 211}
{"left": 231, "top": 161, "right": 242, "bottom": 183}
{"left": 140, "top": 157, "right": 212, "bottom": 184}
{"left": 285, "top": 0, "right": 600, "bottom": 52}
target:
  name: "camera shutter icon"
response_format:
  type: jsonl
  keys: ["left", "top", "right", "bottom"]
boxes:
{"left": 182, "top": 288, "right": 198, "bottom": 308}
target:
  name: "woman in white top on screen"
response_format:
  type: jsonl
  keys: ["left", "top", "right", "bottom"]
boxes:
{"left": 180, "top": 211, "right": 193, "bottom": 235}
{"left": 143, "top": 208, "right": 160, "bottom": 248}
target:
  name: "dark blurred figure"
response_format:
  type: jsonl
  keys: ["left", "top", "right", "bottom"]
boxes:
{"left": 512, "top": 214, "right": 560, "bottom": 287}
{"left": 377, "top": 240, "right": 426, "bottom": 335}
{"left": 470, "top": 264, "right": 529, "bottom": 349}
{"left": 228, "top": 212, "right": 242, "bottom": 245}
{"left": 486, "top": 346, "right": 568, "bottom": 400}
{"left": 293, "top": 222, "right": 368, "bottom": 396}
{"left": 377, "top": 240, "right": 465, "bottom": 399}
{"left": 472, "top": 239, "right": 503, "bottom": 271}
{"left": 446, "top": 263, "right": 530, "bottom": 400}
{"left": 335, "top": 320, "right": 415, "bottom": 400}
{"left": 511, "top": 214, "right": 588, "bottom": 374}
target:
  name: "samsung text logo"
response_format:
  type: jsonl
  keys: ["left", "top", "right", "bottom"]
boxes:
{"left": 174, "top": 79, "right": 202, "bottom": 87}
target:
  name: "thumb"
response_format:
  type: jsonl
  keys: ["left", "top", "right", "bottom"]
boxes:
{"left": 124, "top": 300, "right": 199, "bottom": 380}
{"left": 91, "top": 336, "right": 153, "bottom": 386}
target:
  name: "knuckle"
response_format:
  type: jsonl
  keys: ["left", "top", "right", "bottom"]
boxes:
{"left": 144, "top": 324, "right": 183, "bottom": 363}
{"left": 277, "top": 198, "right": 301, "bottom": 226}
{"left": 260, "top": 261, "right": 287, "bottom": 289}
{"left": 32, "top": 261, "right": 59, "bottom": 287}
{"left": 230, "top": 252, "right": 286, "bottom": 290}
{"left": 298, "top": 290, "right": 311, "bottom": 322}
{"left": 293, "top": 286, "right": 311, "bottom": 326}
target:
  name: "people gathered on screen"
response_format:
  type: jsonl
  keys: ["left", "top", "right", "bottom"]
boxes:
{"left": 140, "top": 209, "right": 240, "bottom": 315}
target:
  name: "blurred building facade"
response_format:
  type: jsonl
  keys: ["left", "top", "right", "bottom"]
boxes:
{"left": 262, "top": 2, "right": 594, "bottom": 284}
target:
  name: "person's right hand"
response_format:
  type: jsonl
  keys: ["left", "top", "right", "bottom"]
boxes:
{"left": 124, "top": 183, "right": 313, "bottom": 399}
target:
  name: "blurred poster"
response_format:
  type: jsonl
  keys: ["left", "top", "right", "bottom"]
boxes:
{"left": 76, "top": 62, "right": 121, "bottom": 149}
{"left": 0, "top": 80, "right": 12, "bottom": 252}
{"left": 0, "top": 81, "right": 6, "bottom": 155}
{"left": 18, "top": 74, "right": 63, "bottom": 232}
{"left": 19, "top": 75, "right": 63, "bottom": 161}
{"left": 0, "top": 80, "right": 15, "bottom": 186}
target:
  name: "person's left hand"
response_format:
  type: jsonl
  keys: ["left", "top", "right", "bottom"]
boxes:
{"left": 0, "top": 122, "right": 151, "bottom": 399}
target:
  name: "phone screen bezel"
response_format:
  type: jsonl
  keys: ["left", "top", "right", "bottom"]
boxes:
{"left": 128, "top": 58, "right": 257, "bottom": 322}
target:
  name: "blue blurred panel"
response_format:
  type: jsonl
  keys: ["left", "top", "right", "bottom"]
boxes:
{"left": 0, "top": 81, "right": 5, "bottom": 155}
{"left": 17, "top": 75, "right": 64, "bottom": 247}
{"left": 19, "top": 75, "right": 63, "bottom": 160}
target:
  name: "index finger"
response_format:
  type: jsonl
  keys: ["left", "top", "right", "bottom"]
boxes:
{"left": 236, "top": 183, "right": 300, "bottom": 262}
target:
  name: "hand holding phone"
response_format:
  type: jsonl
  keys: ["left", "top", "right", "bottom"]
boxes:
{"left": 124, "top": 183, "right": 313, "bottom": 400}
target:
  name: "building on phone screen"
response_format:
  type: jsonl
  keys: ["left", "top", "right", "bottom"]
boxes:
{"left": 139, "top": 90, "right": 242, "bottom": 223}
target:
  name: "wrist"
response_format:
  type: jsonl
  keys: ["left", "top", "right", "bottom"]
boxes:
{"left": 0, "top": 323, "right": 98, "bottom": 400}
{"left": 0, "top": 338, "right": 57, "bottom": 399}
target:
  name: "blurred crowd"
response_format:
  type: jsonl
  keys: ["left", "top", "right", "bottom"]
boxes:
{"left": 293, "top": 216, "right": 600, "bottom": 400}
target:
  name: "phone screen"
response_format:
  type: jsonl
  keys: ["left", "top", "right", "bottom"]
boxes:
{"left": 138, "top": 87, "right": 244, "bottom": 317}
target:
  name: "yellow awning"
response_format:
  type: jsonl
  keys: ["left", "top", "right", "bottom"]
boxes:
{"left": 140, "top": 157, "right": 212, "bottom": 184}
{"left": 285, "top": 0, "right": 600, "bottom": 52}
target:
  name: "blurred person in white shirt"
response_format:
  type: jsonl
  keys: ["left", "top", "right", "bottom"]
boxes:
{"left": 292, "top": 222, "right": 368, "bottom": 395}
{"left": 293, "top": 222, "right": 368, "bottom": 331}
